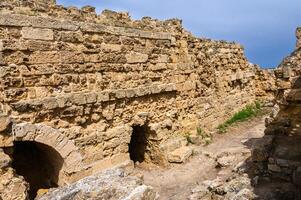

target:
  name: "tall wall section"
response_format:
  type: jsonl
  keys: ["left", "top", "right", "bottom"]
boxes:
{"left": 0, "top": 0, "right": 274, "bottom": 194}
{"left": 252, "top": 28, "right": 301, "bottom": 194}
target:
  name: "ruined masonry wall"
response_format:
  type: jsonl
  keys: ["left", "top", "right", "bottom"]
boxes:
{"left": 0, "top": 0, "right": 273, "bottom": 185}
{"left": 252, "top": 27, "right": 301, "bottom": 188}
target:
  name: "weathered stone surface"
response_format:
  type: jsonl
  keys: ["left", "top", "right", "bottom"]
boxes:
{"left": 0, "top": 169, "right": 29, "bottom": 200}
{"left": 251, "top": 138, "right": 274, "bottom": 162}
{"left": 0, "top": 149, "right": 10, "bottom": 169}
{"left": 190, "top": 174, "right": 253, "bottom": 200}
{"left": 38, "top": 169, "right": 158, "bottom": 200}
{"left": 0, "top": 115, "right": 11, "bottom": 132}
{"left": 126, "top": 52, "right": 149, "bottom": 64}
{"left": 167, "top": 146, "right": 192, "bottom": 163}
{"left": 21, "top": 27, "right": 54, "bottom": 41}
{"left": 0, "top": 0, "right": 278, "bottom": 198}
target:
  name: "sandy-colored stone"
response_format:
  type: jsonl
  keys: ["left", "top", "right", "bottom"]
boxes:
{"left": 38, "top": 169, "right": 158, "bottom": 200}
{"left": 167, "top": 146, "right": 193, "bottom": 163}
{"left": 0, "top": 115, "right": 10, "bottom": 132}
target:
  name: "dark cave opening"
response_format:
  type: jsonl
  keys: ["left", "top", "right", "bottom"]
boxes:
{"left": 7, "top": 141, "right": 64, "bottom": 200}
{"left": 129, "top": 125, "right": 149, "bottom": 163}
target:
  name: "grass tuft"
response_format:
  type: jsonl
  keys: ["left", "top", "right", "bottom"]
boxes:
{"left": 184, "top": 132, "right": 193, "bottom": 144}
{"left": 217, "top": 101, "right": 262, "bottom": 134}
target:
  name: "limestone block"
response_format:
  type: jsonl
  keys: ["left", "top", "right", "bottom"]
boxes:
{"left": 148, "top": 63, "right": 167, "bottom": 71}
{"left": 97, "top": 91, "right": 110, "bottom": 102}
{"left": 149, "top": 85, "right": 161, "bottom": 94}
{"left": 0, "top": 149, "right": 10, "bottom": 169}
{"left": 0, "top": 14, "right": 79, "bottom": 31}
{"left": 161, "top": 83, "right": 177, "bottom": 92}
{"left": 160, "top": 137, "right": 188, "bottom": 153}
{"left": 0, "top": 115, "right": 11, "bottom": 132}
{"left": 56, "top": 96, "right": 68, "bottom": 108}
{"left": 70, "top": 93, "right": 86, "bottom": 105}
{"left": 114, "top": 90, "right": 126, "bottom": 99}
{"left": 101, "top": 43, "right": 121, "bottom": 52}
{"left": 12, "top": 123, "right": 37, "bottom": 140}
{"left": 21, "top": 27, "right": 54, "bottom": 41}
{"left": 126, "top": 52, "right": 148, "bottom": 64}
{"left": 125, "top": 89, "right": 136, "bottom": 98}
{"left": 43, "top": 97, "right": 59, "bottom": 110}
{"left": 60, "top": 31, "right": 83, "bottom": 43}
{"left": 167, "top": 146, "right": 192, "bottom": 163}
{"left": 157, "top": 55, "right": 169, "bottom": 63}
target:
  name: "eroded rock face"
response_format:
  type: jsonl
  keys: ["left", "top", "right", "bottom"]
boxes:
{"left": 38, "top": 169, "right": 158, "bottom": 200}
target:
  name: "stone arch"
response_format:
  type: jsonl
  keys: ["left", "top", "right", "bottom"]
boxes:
{"left": 11, "top": 123, "right": 83, "bottom": 185}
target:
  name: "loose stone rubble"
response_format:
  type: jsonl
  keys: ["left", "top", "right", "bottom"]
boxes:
{"left": 38, "top": 168, "right": 158, "bottom": 200}
{"left": 0, "top": 0, "right": 289, "bottom": 199}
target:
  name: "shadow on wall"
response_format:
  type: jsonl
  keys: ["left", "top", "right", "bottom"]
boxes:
{"left": 129, "top": 124, "right": 165, "bottom": 165}
{"left": 4, "top": 141, "right": 64, "bottom": 200}
{"left": 242, "top": 76, "right": 301, "bottom": 200}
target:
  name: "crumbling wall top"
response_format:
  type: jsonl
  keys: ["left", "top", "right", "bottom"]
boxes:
{"left": 296, "top": 27, "right": 301, "bottom": 49}
{"left": 0, "top": 0, "right": 184, "bottom": 34}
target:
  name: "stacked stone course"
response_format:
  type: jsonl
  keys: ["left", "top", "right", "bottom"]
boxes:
{"left": 0, "top": 0, "right": 276, "bottom": 199}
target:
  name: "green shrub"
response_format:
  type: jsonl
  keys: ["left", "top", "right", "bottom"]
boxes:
{"left": 217, "top": 102, "right": 262, "bottom": 134}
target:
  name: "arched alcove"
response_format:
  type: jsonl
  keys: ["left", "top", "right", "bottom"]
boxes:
{"left": 11, "top": 123, "right": 83, "bottom": 178}
{"left": 8, "top": 141, "right": 64, "bottom": 200}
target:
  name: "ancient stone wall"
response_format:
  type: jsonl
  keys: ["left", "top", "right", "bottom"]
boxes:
{"left": 252, "top": 27, "right": 301, "bottom": 190}
{"left": 0, "top": 1, "right": 275, "bottom": 198}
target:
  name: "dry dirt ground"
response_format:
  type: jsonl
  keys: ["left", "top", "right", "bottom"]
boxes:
{"left": 134, "top": 116, "right": 267, "bottom": 200}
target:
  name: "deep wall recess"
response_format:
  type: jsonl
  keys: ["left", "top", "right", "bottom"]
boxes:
{"left": 4, "top": 141, "right": 63, "bottom": 200}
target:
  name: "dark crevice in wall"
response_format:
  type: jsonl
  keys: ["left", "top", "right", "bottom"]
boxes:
{"left": 4, "top": 141, "right": 64, "bottom": 200}
{"left": 129, "top": 125, "right": 149, "bottom": 163}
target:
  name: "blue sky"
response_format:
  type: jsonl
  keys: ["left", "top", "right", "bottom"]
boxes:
{"left": 57, "top": 0, "right": 301, "bottom": 68}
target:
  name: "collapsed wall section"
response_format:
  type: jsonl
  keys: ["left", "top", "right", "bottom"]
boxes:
{"left": 252, "top": 27, "right": 301, "bottom": 191}
{"left": 0, "top": 1, "right": 275, "bottom": 196}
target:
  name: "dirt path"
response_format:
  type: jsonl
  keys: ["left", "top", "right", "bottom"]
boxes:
{"left": 135, "top": 116, "right": 266, "bottom": 200}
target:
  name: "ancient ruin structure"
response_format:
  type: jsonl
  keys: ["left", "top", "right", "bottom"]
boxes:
{"left": 0, "top": 0, "right": 286, "bottom": 199}
{"left": 251, "top": 28, "right": 301, "bottom": 198}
